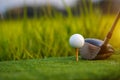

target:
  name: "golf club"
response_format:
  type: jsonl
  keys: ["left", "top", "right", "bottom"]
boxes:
{"left": 80, "top": 11, "right": 120, "bottom": 60}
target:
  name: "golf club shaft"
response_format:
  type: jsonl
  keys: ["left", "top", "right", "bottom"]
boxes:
{"left": 102, "top": 11, "right": 120, "bottom": 46}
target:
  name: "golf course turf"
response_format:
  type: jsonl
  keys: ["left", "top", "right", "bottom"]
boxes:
{"left": 0, "top": 54, "right": 120, "bottom": 80}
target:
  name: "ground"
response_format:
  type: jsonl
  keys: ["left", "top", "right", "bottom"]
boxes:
{"left": 0, "top": 54, "right": 120, "bottom": 80}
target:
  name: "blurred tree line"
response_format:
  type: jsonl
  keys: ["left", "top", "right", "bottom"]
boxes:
{"left": 1, "top": 0, "right": 120, "bottom": 19}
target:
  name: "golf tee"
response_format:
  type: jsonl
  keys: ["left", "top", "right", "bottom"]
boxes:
{"left": 76, "top": 48, "right": 79, "bottom": 62}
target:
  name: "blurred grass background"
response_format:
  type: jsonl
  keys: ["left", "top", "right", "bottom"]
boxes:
{"left": 0, "top": 0, "right": 120, "bottom": 61}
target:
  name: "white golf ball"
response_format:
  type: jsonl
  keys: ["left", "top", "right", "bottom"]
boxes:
{"left": 69, "top": 34, "right": 84, "bottom": 48}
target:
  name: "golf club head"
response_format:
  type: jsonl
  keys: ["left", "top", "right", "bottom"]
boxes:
{"left": 80, "top": 38, "right": 114, "bottom": 60}
{"left": 95, "top": 43, "right": 114, "bottom": 60}
{"left": 80, "top": 42, "right": 100, "bottom": 60}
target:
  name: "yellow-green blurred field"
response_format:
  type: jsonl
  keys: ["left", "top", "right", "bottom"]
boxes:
{"left": 0, "top": 13, "right": 120, "bottom": 61}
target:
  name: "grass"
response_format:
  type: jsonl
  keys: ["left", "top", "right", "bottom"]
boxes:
{"left": 0, "top": 15, "right": 120, "bottom": 61}
{"left": 0, "top": 54, "right": 120, "bottom": 80}
{"left": 0, "top": 1, "right": 120, "bottom": 61}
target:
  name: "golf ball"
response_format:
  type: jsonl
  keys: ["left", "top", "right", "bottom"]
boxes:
{"left": 69, "top": 34, "right": 84, "bottom": 48}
